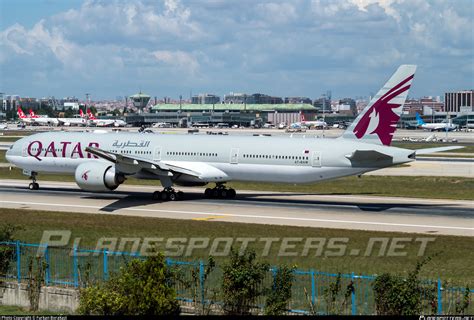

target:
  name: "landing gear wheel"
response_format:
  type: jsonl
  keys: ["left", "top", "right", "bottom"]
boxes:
{"left": 220, "top": 189, "right": 228, "bottom": 198}
{"left": 161, "top": 191, "right": 169, "bottom": 201}
{"left": 152, "top": 191, "right": 161, "bottom": 200}
{"left": 227, "top": 188, "right": 236, "bottom": 199}
{"left": 204, "top": 184, "right": 236, "bottom": 199}
{"left": 29, "top": 183, "right": 39, "bottom": 190}
{"left": 169, "top": 191, "right": 178, "bottom": 201}
{"left": 28, "top": 172, "right": 39, "bottom": 190}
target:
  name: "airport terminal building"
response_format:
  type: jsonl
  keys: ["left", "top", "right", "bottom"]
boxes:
{"left": 125, "top": 103, "right": 319, "bottom": 127}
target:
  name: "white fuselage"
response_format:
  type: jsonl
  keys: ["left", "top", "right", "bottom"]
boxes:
{"left": 58, "top": 117, "right": 87, "bottom": 126}
{"left": 420, "top": 123, "right": 456, "bottom": 131}
{"left": 29, "top": 117, "right": 59, "bottom": 126}
{"left": 6, "top": 132, "right": 414, "bottom": 185}
{"left": 90, "top": 119, "right": 126, "bottom": 127}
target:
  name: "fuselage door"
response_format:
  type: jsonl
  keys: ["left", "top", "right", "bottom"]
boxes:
{"left": 230, "top": 148, "right": 239, "bottom": 164}
{"left": 22, "top": 143, "right": 28, "bottom": 157}
{"left": 153, "top": 147, "right": 162, "bottom": 161}
{"left": 311, "top": 151, "right": 321, "bottom": 167}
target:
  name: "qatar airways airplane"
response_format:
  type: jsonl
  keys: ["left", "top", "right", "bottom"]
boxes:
{"left": 6, "top": 65, "right": 461, "bottom": 201}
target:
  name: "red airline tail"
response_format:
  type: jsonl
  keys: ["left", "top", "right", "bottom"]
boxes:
{"left": 29, "top": 109, "right": 39, "bottom": 118}
{"left": 87, "top": 109, "right": 97, "bottom": 120}
{"left": 343, "top": 65, "right": 416, "bottom": 146}
{"left": 80, "top": 109, "right": 85, "bottom": 118}
{"left": 17, "top": 107, "right": 27, "bottom": 119}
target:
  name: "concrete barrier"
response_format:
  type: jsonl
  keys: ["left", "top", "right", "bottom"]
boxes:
{"left": 0, "top": 282, "right": 78, "bottom": 313}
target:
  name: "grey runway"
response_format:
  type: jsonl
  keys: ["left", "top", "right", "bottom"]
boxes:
{"left": 0, "top": 180, "right": 473, "bottom": 236}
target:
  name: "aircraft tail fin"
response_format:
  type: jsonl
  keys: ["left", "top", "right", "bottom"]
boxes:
{"left": 87, "top": 109, "right": 97, "bottom": 120}
{"left": 342, "top": 65, "right": 416, "bottom": 146}
{"left": 80, "top": 109, "right": 85, "bottom": 118}
{"left": 17, "top": 107, "right": 27, "bottom": 119}
{"left": 415, "top": 113, "right": 425, "bottom": 125}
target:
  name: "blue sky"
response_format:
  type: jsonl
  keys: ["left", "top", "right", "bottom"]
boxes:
{"left": 1, "top": 0, "right": 473, "bottom": 100}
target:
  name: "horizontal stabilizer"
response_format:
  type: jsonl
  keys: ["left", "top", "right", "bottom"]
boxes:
{"left": 345, "top": 150, "right": 393, "bottom": 163}
{"left": 416, "top": 146, "right": 464, "bottom": 155}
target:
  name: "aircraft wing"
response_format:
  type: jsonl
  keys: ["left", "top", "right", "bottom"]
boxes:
{"left": 85, "top": 146, "right": 227, "bottom": 180}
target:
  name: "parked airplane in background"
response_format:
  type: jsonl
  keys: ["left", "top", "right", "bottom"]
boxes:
{"left": 291, "top": 114, "right": 327, "bottom": 129}
{"left": 6, "top": 65, "right": 462, "bottom": 201}
{"left": 57, "top": 109, "right": 87, "bottom": 126}
{"left": 18, "top": 107, "right": 59, "bottom": 126}
{"left": 29, "top": 109, "right": 47, "bottom": 119}
{"left": 29, "top": 109, "right": 59, "bottom": 126}
{"left": 87, "top": 109, "right": 126, "bottom": 127}
{"left": 416, "top": 113, "right": 457, "bottom": 131}
{"left": 17, "top": 107, "right": 32, "bottom": 124}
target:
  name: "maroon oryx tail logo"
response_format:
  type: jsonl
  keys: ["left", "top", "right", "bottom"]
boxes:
{"left": 81, "top": 170, "right": 90, "bottom": 181}
{"left": 353, "top": 74, "right": 414, "bottom": 146}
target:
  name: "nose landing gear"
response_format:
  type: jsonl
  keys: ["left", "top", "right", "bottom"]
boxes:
{"left": 28, "top": 172, "right": 39, "bottom": 190}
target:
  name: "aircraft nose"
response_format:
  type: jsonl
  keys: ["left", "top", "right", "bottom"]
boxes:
{"left": 5, "top": 145, "right": 13, "bottom": 159}
{"left": 5, "top": 140, "right": 18, "bottom": 158}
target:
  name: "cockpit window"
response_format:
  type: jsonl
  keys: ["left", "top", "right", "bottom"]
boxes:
{"left": 9, "top": 145, "right": 13, "bottom": 150}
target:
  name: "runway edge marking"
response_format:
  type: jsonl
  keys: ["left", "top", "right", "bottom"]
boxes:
{"left": 1, "top": 200, "right": 473, "bottom": 232}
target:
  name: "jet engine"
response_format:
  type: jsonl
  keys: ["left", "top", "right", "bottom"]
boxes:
{"left": 75, "top": 162, "right": 125, "bottom": 192}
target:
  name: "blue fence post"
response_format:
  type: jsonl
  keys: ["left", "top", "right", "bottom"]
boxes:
{"left": 73, "top": 245, "right": 78, "bottom": 287}
{"left": 351, "top": 272, "right": 356, "bottom": 315}
{"left": 199, "top": 260, "right": 205, "bottom": 307}
{"left": 103, "top": 249, "right": 108, "bottom": 281}
{"left": 311, "top": 269, "right": 316, "bottom": 306}
{"left": 16, "top": 240, "right": 21, "bottom": 283}
{"left": 44, "top": 244, "right": 50, "bottom": 286}
{"left": 437, "top": 278, "right": 442, "bottom": 315}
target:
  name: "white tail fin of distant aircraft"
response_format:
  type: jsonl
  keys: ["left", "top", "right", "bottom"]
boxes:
{"left": 342, "top": 65, "right": 416, "bottom": 146}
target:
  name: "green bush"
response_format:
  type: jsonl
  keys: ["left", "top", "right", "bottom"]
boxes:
{"left": 79, "top": 253, "right": 180, "bottom": 315}
{"left": 373, "top": 258, "right": 434, "bottom": 315}
{"left": 221, "top": 248, "right": 269, "bottom": 315}
{"left": 0, "top": 224, "right": 22, "bottom": 278}
{"left": 264, "top": 265, "right": 295, "bottom": 315}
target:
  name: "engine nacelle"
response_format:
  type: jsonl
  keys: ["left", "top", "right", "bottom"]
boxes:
{"left": 75, "top": 162, "right": 125, "bottom": 192}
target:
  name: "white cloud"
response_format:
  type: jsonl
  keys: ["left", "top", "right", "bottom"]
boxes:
{"left": 0, "top": 0, "right": 472, "bottom": 98}
{"left": 152, "top": 50, "right": 199, "bottom": 73}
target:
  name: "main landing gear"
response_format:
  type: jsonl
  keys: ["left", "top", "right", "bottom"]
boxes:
{"left": 204, "top": 183, "right": 236, "bottom": 199}
{"left": 152, "top": 187, "right": 184, "bottom": 201}
{"left": 28, "top": 172, "right": 39, "bottom": 190}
